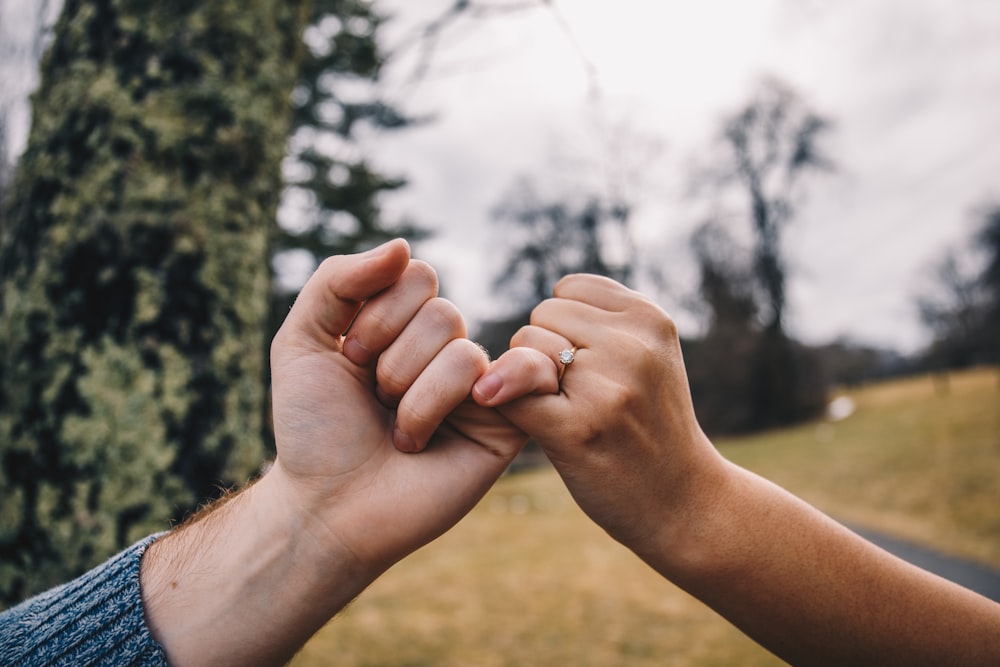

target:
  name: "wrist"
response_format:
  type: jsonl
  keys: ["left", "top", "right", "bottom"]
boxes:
{"left": 141, "top": 468, "right": 377, "bottom": 667}
{"left": 628, "top": 435, "right": 736, "bottom": 578}
{"left": 251, "top": 464, "right": 384, "bottom": 601}
{"left": 263, "top": 457, "right": 400, "bottom": 581}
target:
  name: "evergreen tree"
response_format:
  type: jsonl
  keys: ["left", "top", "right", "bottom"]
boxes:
{"left": 275, "top": 0, "right": 428, "bottom": 287}
{"left": 0, "top": 0, "right": 309, "bottom": 605}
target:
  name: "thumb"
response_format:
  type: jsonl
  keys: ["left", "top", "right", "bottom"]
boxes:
{"left": 284, "top": 239, "right": 411, "bottom": 345}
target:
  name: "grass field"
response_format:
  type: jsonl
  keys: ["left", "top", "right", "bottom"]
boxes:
{"left": 290, "top": 367, "right": 1000, "bottom": 667}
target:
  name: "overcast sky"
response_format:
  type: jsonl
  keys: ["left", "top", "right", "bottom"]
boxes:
{"left": 356, "top": 0, "right": 1000, "bottom": 353}
{"left": 4, "top": 0, "right": 999, "bottom": 353}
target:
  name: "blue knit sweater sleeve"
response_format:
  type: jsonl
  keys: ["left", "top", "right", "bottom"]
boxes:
{"left": 0, "top": 534, "right": 169, "bottom": 666}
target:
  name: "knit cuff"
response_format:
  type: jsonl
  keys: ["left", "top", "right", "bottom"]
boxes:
{"left": 0, "top": 533, "right": 169, "bottom": 666}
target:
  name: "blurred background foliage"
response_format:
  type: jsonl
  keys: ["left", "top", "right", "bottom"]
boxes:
{"left": 270, "top": 0, "right": 431, "bottom": 334}
{"left": 0, "top": 0, "right": 998, "bottom": 609}
{"left": 0, "top": 0, "right": 404, "bottom": 605}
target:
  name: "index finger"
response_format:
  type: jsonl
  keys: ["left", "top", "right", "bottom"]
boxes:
{"left": 553, "top": 273, "right": 654, "bottom": 313}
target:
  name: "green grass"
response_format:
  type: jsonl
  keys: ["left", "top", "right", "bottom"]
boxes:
{"left": 291, "top": 367, "right": 1000, "bottom": 667}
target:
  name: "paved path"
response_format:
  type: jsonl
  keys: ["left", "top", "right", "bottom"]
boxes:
{"left": 846, "top": 523, "right": 1000, "bottom": 603}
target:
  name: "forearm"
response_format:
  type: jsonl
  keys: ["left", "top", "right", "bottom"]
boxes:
{"left": 482, "top": 269, "right": 1000, "bottom": 662}
{"left": 140, "top": 468, "right": 374, "bottom": 667}
{"left": 645, "top": 456, "right": 1000, "bottom": 665}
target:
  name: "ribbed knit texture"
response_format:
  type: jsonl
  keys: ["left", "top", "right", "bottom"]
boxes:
{"left": 0, "top": 534, "right": 168, "bottom": 666}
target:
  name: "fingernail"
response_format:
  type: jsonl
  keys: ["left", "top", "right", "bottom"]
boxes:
{"left": 343, "top": 336, "right": 372, "bottom": 366}
{"left": 394, "top": 426, "right": 418, "bottom": 453}
{"left": 473, "top": 372, "right": 503, "bottom": 403}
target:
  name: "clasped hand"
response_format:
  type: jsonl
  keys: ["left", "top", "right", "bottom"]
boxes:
{"left": 268, "top": 238, "right": 705, "bottom": 576}
{"left": 143, "top": 238, "right": 1000, "bottom": 667}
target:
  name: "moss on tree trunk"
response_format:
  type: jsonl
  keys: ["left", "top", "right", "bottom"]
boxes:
{"left": 0, "top": 0, "right": 308, "bottom": 604}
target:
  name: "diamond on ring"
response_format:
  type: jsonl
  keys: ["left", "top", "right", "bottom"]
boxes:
{"left": 557, "top": 347, "right": 576, "bottom": 384}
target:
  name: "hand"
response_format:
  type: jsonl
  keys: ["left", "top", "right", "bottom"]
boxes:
{"left": 472, "top": 273, "right": 721, "bottom": 554}
{"left": 474, "top": 273, "right": 1000, "bottom": 667}
{"left": 268, "top": 239, "right": 533, "bottom": 575}
{"left": 143, "top": 240, "right": 544, "bottom": 666}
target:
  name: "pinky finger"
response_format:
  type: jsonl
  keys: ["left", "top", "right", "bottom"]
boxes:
{"left": 472, "top": 347, "right": 560, "bottom": 408}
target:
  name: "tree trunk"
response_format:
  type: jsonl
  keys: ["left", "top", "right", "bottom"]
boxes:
{"left": 0, "top": 0, "right": 308, "bottom": 605}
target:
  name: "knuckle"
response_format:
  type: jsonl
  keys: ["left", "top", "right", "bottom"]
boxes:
{"left": 628, "top": 298, "right": 677, "bottom": 340}
{"left": 443, "top": 338, "right": 486, "bottom": 372}
{"left": 421, "top": 297, "right": 466, "bottom": 337}
{"left": 406, "top": 259, "right": 439, "bottom": 293}
{"left": 651, "top": 307, "right": 679, "bottom": 340}
{"left": 361, "top": 305, "right": 394, "bottom": 340}
{"left": 552, "top": 273, "right": 583, "bottom": 296}
{"left": 509, "top": 325, "right": 535, "bottom": 348}
{"left": 376, "top": 355, "right": 411, "bottom": 397}
{"left": 316, "top": 254, "right": 339, "bottom": 275}
{"left": 396, "top": 398, "right": 441, "bottom": 435}
{"left": 520, "top": 347, "right": 549, "bottom": 377}
{"left": 528, "top": 300, "right": 558, "bottom": 326}
{"left": 660, "top": 318, "right": 679, "bottom": 341}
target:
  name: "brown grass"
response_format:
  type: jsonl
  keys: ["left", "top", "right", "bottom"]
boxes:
{"left": 291, "top": 367, "right": 1000, "bottom": 666}
{"left": 721, "top": 366, "right": 1000, "bottom": 567}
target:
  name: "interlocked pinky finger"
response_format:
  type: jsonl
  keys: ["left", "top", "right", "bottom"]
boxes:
{"left": 471, "top": 346, "right": 560, "bottom": 408}
{"left": 510, "top": 325, "right": 576, "bottom": 380}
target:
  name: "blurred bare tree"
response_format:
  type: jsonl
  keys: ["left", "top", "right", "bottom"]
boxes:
{"left": 492, "top": 180, "right": 632, "bottom": 307}
{"left": 705, "top": 77, "right": 832, "bottom": 332}
{"left": 688, "top": 77, "right": 832, "bottom": 431}
{"left": 918, "top": 252, "right": 988, "bottom": 368}
{"left": 682, "top": 222, "right": 759, "bottom": 433}
{"left": 394, "top": 0, "right": 591, "bottom": 91}
{"left": 476, "top": 179, "right": 633, "bottom": 357}
{"left": 689, "top": 221, "right": 758, "bottom": 337}
{"left": 917, "top": 203, "right": 1000, "bottom": 370}
{"left": 979, "top": 206, "right": 1000, "bottom": 357}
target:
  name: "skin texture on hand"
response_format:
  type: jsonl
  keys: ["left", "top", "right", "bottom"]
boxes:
{"left": 474, "top": 273, "right": 717, "bottom": 550}
{"left": 142, "top": 239, "right": 539, "bottom": 666}
{"left": 267, "top": 239, "right": 531, "bottom": 572}
{"left": 475, "top": 272, "right": 1000, "bottom": 666}
{"left": 138, "top": 247, "right": 1000, "bottom": 666}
